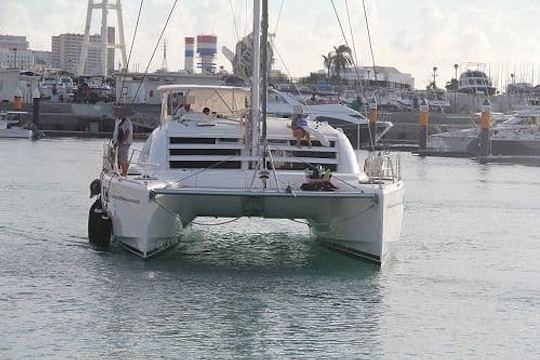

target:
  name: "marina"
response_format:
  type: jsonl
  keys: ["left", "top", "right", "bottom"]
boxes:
{"left": 1, "top": 0, "right": 540, "bottom": 357}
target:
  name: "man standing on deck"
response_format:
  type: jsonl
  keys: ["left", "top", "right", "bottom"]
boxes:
{"left": 112, "top": 106, "right": 133, "bottom": 176}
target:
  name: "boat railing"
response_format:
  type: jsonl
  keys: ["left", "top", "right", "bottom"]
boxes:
{"left": 129, "top": 148, "right": 161, "bottom": 178}
{"left": 364, "top": 152, "right": 402, "bottom": 182}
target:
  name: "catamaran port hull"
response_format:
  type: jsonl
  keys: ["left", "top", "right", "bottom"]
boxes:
{"left": 102, "top": 175, "right": 404, "bottom": 264}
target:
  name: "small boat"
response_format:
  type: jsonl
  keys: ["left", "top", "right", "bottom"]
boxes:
{"left": 0, "top": 111, "right": 33, "bottom": 139}
{"left": 428, "top": 108, "right": 540, "bottom": 156}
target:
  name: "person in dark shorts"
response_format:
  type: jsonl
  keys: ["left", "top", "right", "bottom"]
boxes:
{"left": 112, "top": 106, "right": 133, "bottom": 176}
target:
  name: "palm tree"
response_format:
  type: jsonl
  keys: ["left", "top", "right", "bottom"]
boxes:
{"left": 322, "top": 51, "right": 335, "bottom": 80}
{"left": 332, "top": 45, "right": 354, "bottom": 79}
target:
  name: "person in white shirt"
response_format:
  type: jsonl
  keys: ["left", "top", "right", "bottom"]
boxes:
{"left": 112, "top": 106, "right": 133, "bottom": 176}
{"left": 175, "top": 103, "right": 191, "bottom": 118}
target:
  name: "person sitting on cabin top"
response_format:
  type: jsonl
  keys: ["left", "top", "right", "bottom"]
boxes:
{"left": 202, "top": 107, "right": 211, "bottom": 116}
{"left": 174, "top": 95, "right": 195, "bottom": 120}
{"left": 175, "top": 103, "right": 191, "bottom": 117}
{"left": 112, "top": 106, "right": 133, "bottom": 177}
{"left": 288, "top": 105, "right": 311, "bottom": 148}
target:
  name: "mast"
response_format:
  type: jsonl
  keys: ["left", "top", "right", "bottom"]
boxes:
{"left": 261, "top": 0, "right": 269, "bottom": 145}
{"left": 250, "top": 0, "right": 262, "bottom": 157}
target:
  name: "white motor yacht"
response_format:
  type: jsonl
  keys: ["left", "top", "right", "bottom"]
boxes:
{"left": 429, "top": 108, "right": 540, "bottom": 155}
{"left": 457, "top": 70, "right": 496, "bottom": 96}
{"left": 0, "top": 111, "right": 33, "bottom": 139}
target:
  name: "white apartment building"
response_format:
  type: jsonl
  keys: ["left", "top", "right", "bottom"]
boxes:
{"left": 0, "top": 48, "right": 34, "bottom": 69}
{"left": 342, "top": 66, "right": 415, "bottom": 89}
{"left": 0, "top": 35, "right": 29, "bottom": 51}
{"left": 51, "top": 27, "right": 115, "bottom": 75}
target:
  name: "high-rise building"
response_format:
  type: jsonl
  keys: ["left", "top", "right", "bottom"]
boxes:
{"left": 196, "top": 35, "right": 217, "bottom": 74}
{"left": 51, "top": 28, "right": 115, "bottom": 75}
{"left": 0, "top": 35, "right": 29, "bottom": 51}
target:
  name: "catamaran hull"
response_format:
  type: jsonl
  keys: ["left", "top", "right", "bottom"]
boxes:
{"left": 312, "top": 181, "right": 404, "bottom": 263}
{"left": 102, "top": 175, "right": 404, "bottom": 264}
{"left": 101, "top": 178, "right": 184, "bottom": 257}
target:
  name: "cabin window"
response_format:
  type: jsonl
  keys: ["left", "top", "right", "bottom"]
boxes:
{"left": 169, "top": 149, "right": 241, "bottom": 156}
{"left": 169, "top": 161, "right": 241, "bottom": 169}
{"left": 169, "top": 137, "right": 239, "bottom": 144}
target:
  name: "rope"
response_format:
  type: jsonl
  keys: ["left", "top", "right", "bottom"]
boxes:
{"left": 153, "top": 198, "right": 241, "bottom": 226}
{"left": 131, "top": 0, "right": 180, "bottom": 103}
{"left": 311, "top": 202, "right": 375, "bottom": 230}
{"left": 289, "top": 202, "right": 375, "bottom": 231}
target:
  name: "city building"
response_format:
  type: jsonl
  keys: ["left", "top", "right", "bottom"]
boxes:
{"left": 51, "top": 28, "right": 115, "bottom": 75}
{"left": 341, "top": 66, "right": 415, "bottom": 89}
{"left": 0, "top": 48, "right": 34, "bottom": 69}
{"left": 0, "top": 35, "right": 29, "bottom": 51}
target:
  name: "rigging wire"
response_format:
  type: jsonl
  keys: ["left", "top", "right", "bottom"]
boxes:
{"left": 361, "top": 0, "right": 377, "bottom": 79}
{"left": 329, "top": 0, "right": 363, "bottom": 89}
{"left": 273, "top": 0, "right": 286, "bottom": 35}
{"left": 228, "top": 0, "right": 241, "bottom": 43}
{"left": 345, "top": 0, "right": 362, "bottom": 92}
{"left": 119, "top": 0, "right": 145, "bottom": 102}
{"left": 330, "top": 0, "right": 366, "bottom": 150}
{"left": 270, "top": 41, "right": 315, "bottom": 118}
{"left": 131, "top": 0, "right": 180, "bottom": 103}
{"left": 330, "top": 0, "right": 350, "bottom": 48}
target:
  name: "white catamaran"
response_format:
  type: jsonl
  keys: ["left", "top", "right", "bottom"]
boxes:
{"left": 88, "top": 0, "right": 405, "bottom": 264}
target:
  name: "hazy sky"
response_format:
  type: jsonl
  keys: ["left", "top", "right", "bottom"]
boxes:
{"left": 1, "top": 0, "right": 539, "bottom": 89}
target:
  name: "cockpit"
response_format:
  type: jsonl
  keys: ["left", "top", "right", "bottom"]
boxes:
{"left": 158, "top": 85, "right": 250, "bottom": 124}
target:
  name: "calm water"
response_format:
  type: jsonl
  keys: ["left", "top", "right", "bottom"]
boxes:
{"left": 1, "top": 138, "right": 539, "bottom": 359}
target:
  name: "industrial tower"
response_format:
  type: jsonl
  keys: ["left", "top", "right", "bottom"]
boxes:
{"left": 77, "top": 0, "right": 128, "bottom": 77}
